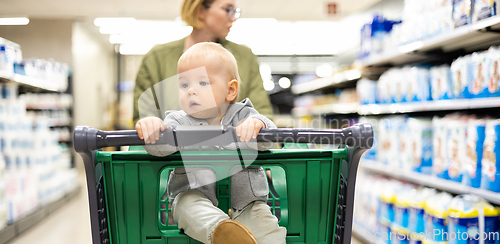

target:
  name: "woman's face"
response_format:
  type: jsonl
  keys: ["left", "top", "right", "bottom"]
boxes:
{"left": 199, "top": 0, "right": 238, "bottom": 38}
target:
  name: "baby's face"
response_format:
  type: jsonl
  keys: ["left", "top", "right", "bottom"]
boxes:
{"left": 178, "top": 59, "right": 230, "bottom": 120}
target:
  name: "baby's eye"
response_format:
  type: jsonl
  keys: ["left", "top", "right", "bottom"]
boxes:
{"left": 200, "top": 81, "right": 209, "bottom": 86}
{"left": 181, "top": 83, "right": 189, "bottom": 88}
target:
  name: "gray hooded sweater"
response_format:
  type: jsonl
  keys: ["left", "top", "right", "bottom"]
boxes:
{"left": 144, "top": 98, "right": 276, "bottom": 210}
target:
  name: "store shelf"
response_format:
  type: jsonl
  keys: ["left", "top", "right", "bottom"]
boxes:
{"left": 0, "top": 71, "right": 65, "bottom": 92}
{"left": 358, "top": 97, "right": 500, "bottom": 115}
{"left": 352, "top": 223, "right": 381, "bottom": 244}
{"left": 47, "top": 118, "right": 72, "bottom": 127}
{"left": 312, "top": 103, "right": 359, "bottom": 115}
{"left": 292, "top": 70, "right": 361, "bottom": 94}
{"left": 361, "top": 16, "right": 500, "bottom": 67}
{"left": 0, "top": 185, "right": 80, "bottom": 244}
{"left": 360, "top": 161, "right": 500, "bottom": 205}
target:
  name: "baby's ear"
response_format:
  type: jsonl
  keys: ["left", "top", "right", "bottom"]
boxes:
{"left": 226, "top": 79, "right": 238, "bottom": 101}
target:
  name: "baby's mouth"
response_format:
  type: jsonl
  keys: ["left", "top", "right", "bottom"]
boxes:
{"left": 190, "top": 102, "right": 201, "bottom": 107}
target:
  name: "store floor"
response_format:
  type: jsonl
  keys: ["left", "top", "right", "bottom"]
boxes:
{"left": 8, "top": 177, "right": 363, "bottom": 244}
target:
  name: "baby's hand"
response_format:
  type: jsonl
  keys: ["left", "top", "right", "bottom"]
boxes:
{"left": 236, "top": 118, "right": 265, "bottom": 142}
{"left": 135, "top": 117, "right": 165, "bottom": 144}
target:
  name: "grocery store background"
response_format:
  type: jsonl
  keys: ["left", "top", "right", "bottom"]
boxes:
{"left": 1, "top": 0, "right": 500, "bottom": 243}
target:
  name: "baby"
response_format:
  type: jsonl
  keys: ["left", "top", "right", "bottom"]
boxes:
{"left": 135, "top": 42, "right": 286, "bottom": 244}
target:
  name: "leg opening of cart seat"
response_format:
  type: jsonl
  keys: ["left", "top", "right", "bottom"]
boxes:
{"left": 156, "top": 165, "right": 289, "bottom": 239}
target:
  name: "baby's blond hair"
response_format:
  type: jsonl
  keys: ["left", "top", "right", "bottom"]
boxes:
{"left": 178, "top": 42, "right": 240, "bottom": 103}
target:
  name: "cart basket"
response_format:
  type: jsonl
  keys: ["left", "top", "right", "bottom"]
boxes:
{"left": 74, "top": 123, "right": 373, "bottom": 244}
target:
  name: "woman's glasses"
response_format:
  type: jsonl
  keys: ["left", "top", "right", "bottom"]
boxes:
{"left": 203, "top": 3, "right": 241, "bottom": 19}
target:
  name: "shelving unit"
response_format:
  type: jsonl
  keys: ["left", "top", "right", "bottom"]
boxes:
{"left": 361, "top": 16, "right": 500, "bottom": 67}
{"left": 291, "top": 69, "right": 362, "bottom": 94}
{"left": 352, "top": 224, "right": 380, "bottom": 244}
{"left": 360, "top": 161, "right": 500, "bottom": 205}
{"left": 358, "top": 97, "right": 500, "bottom": 115}
{"left": 0, "top": 71, "right": 66, "bottom": 92}
{"left": 294, "top": 97, "right": 500, "bottom": 116}
{"left": 0, "top": 186, "right": 80, "bottom": 244}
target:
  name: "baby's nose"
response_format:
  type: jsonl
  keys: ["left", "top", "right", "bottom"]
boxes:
{"left": 188, "top": 87, "right": 197, "bottom": 95}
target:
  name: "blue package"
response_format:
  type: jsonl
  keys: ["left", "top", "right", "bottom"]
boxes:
{"left": 451, "top": 56, "right": 473, "bottom": 99}
{"left": 357, "top": 79, "right": 378, "bottom": 105}
{"left": 448, "top": 195, "right": 500, "bottom": 244}
{"left": 447, "top": 119, "right": 467, "bottom": 182}
{"left": 474, "top": 0, "right": 498, "bottom": 22}
{"left": 487, "top": 47, "right": 500, "bottom": 96}
{"left": 408, "top": 118, "right": 433, "bottom": 174}
{"left": 433, "top": 117, "right": 450, "bottom": 179}
{"left": 469, "top": 52, "right": 490, "bottom": 98}
{"left": 431, "top": 65, "right": 454, "bottom": 100}
{"left": 424, "top": 193, "right": 453, "bottom": 243}
{"left": 463, "top": 119, "right": 486, "bottom": 188}
{"left": 453, "top": 0, "right": 473, "bottom": 27}
{"left": 481, "top": 120, "right": 500, "bottom": 192}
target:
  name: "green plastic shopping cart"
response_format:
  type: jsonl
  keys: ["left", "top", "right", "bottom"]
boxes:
{"left": 74, "top": 123, "right": 373, "bottom": 244}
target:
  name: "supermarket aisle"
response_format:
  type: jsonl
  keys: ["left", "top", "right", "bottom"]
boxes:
{"left": 9, "top": 178, "right": 91, "bottom": 244}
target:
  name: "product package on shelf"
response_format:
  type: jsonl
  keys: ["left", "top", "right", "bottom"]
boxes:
{"left": 408, "top": 188, "right": 437, "bottom": 234}
{"left": 488, "top": 47, "right": 500, "bottom": 96}
{"left": 446, "top": 116, "right": 468, "bottom": 182}
{"left": 424, "top": 192, "right": 453, "bottom": 243}
{"left": 433, "top": 117, "right": 450, "bottom": 179}
{"left": 469, "top": 52, "right": 489, "bottom": 98}
{"left": 430, "top": 65, "right": 454, "bottom": 100}
{"left": 357, "top": 78, "right": 378, "bottom": 105}
{"left": 451, "top": 55, "right": 473, "bottom": 99}
{"left": 408, "top": 67, "right": 432, "bottom": 102}
{"left": 380, "top": 180, "right": 400, "bottom": 224}
{"left": 463, "top": 119, "right": 486, "bottom": 188}
{"left": 394, "top": 185, "right": 417, "bottom": 230}
{"left": 0, "top": 38, "right": 22, "bottom": 76}
{"left": 481, "top": 119, "right": 500, "bottom": 192}
{"left": 473, "top": 0, "right": 498, "bottom": 22}
{"left": 378, "top": 116, "right": 407, "bottom": 167}
{"left": 453, "top": 0, "right": 473, "bottom": 27}
{"left": 408, "top": 118, "right": 433, "bottom": 174}
{"left": 448, "top": 194, "right": 500, "bottom": 244}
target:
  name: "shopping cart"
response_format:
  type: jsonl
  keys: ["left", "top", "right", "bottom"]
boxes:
{"left": 74, "top": 123, "right": 373, "bottom": 244}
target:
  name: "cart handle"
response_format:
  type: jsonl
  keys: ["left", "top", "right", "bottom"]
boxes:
{"left": 74, "top": 123, "right": 373, "bottom": 153}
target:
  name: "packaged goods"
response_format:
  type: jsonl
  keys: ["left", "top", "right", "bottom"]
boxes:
{"left": 463, "top": 119, "right": 486, "bottom": 188}
{"left": 481, "top": 119, "right": 500, "bottom": 192}
{"left": 453, "top": 0, "right": 473, "bottom": 27}
{"left": 424, "top": 192, "right": 453, "bottom": 242}
{"left": 448, "top": 195, "right": 500, "bottom": 244}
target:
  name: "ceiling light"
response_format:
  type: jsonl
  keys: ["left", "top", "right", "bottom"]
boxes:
{"left": 259, "top": 63, "right": 272, "bottom": 77}
{"left": 0, "top": 18, "right": 29, "bottom": 25}
{"left": 119, "top": 44, "right": 155, "bottom": 55}
{"left": 316, "top": 63, "right": 333, "bottom": 78}
{"left": 278, "top": 77, "right": 291, "bottom": 89}
{"left": 94, "top": 17, "right": 136, "bottom": 27}
{"left": 263, "top": 79, "right": 275, "bottom": 91}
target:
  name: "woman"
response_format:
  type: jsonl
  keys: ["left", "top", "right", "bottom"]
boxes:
{"left": 133, "top": 0, "right": 273, "bottom": 124}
